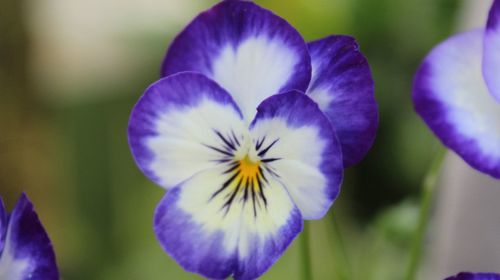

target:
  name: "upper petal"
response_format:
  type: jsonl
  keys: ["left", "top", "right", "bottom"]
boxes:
{"left": 161, "top": 1, "right": 311, "bottom": 122}
{"left": 445, "top": 272, "right": 500, "bottom": 280}
{"left": 307, "top": 35, "right": 378, "bottom": 167}
{"left": 483, "top": 0, "right": 500, "bottom": 102}
{"left": 0, "top": 193, "right": 58, "bottom": 280}
{"left": 413, "top": 29, "right": 500, "bottom": 178}
{"left": 154, "top": 166, "right": 302, "bottom": 280}
{"left": 128, "top": 72, "right": 247, "bottom": 189}
{"left": 250, "top": 91, "right": 343, "bottom": 219}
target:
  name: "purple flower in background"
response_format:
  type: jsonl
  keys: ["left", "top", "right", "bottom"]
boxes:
{"left": 128, "top": 1, "right": 377, "bottom": 279}
{"left": 413, "top": 0, "right": 500, "bottom": 178}
{"left": 0, "top": 193, "right": 59, "bottom": 280}
{"left": 445, "top": 272, "right": 500, "bottom": 280}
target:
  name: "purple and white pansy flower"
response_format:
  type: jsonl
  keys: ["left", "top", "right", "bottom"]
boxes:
{"left": 128, "top": 1, "right": 377, "bottom": 279}
{"left": 413, "top": 0, "right": 500, "bottom": 178}
{"left": 445, "top": 272, "right": 500, "bottom": 280}
{"left": 0, "top": 193, "right": 59, "bottom": 280}
{"left": 131, "top": 73, "right": 341, "bottom": 280}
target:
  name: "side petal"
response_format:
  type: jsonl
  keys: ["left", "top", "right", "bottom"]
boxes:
{"left": 0, "top": 193, "right": 59, "bottom": 280}
{"left": 250, "top": 91, "right": 343, "bottom": 219}
{"left": 483, "top": 0, "right": 500, "bottom": 102}
{"left": 161, "top": 1, "right": 311, "bottom": 122}
{"left": 307, "top": 35, "right": 378, "bottom": 167}
{"left": 0, "top": 198, "right": 6, "bottom": 254}
{"left": 413, "top": 29, "right": 500, "bottom": 178}
{"left": 154, "top": 166, "right": 302, "bottom": 280}
{"left": 128, "top": 72, "right": 247, "bottom": 189}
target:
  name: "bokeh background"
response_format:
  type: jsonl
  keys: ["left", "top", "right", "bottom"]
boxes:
{"left": 0, "top": 0, "right": 495, "bottom": 279}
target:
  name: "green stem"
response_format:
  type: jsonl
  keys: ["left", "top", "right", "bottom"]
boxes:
{"left": 301, "top": 221, "right": 313, "bottom": 280}
{"left": 328, "top": 215, "right": 351, "bottom": 280}
{"left": 404, "top": 148, "right": 447, "bottom": 280}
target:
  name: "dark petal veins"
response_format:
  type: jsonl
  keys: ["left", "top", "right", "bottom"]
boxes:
{"left": 250, "top": 91, "right": 344, "bottom": 219}
{"left": 257, "top": 138, "right": 279, "bottom": 157}
{"left": 154, "top": 167, "right": 303, "bottom": 280}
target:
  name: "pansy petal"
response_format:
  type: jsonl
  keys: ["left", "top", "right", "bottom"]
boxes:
{"left": 161, "top": 1, "right": 311, "bottom": 121}
{"left": 414, "top": 29, "right": 500, "bottom": 178}
{"left": 483, "top": 0, "right": 500, "bottom": 102}
{"left": 0, "top": 198, "right": 6, "bottom": 254}
{"left": 250, "top": 91, "right": 343, "bottom": 219}
{"left": 445, "top": 272, "right": 500, "bottom": 280}
{"left": 154, "top": 166, "right": 302, "bottom": 280}
{"left": 0, "top": 193, "right": 58, "bottom": 280}
{"left": 128, "top": 72, "right": 247, "bottom": 189}
{"left": 307, "top": 35, "right": 378, "bottom": 167}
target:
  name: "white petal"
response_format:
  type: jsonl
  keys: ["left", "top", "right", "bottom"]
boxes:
{"left": 250, "top": 92, "right": 344, "bottom": 219}
{"left": 128, "top": 73, "right": 247, "bottom": 189}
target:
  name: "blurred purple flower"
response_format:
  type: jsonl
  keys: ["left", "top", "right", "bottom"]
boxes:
{"left": 0, "top": 193, "right": 59, "bottom": 280}
{"left": 445, "top": 272, "right": 500, "bottom": 280}
{"left": 413, "top": 0, "right": 500, "bottom": 178}
{"left": 128, "top": 1, "right": 377, "bottom": 279}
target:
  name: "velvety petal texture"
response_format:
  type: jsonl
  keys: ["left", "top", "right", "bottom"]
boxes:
{"left": 0, "top": 194, "right": 59, "bottom": 280}
{"left": 161, "top": 1, "right": 311, "bottom": 122}
{"left": 413, "top": 29, "right": 500, "bottom": 178}
{"left": 307, "top": 36, "right": 377, "bottom": 167}
{"left": 128, "top": 72, "right": 246, "bottom": 189}
{"left": 445, "top": 272, "right": 500, "bottom": 280}
{"left": 251, "top": 91, "right": 343, "bottom": 219}
{"left": 483, "top": 0, "right": 500, "bottom": 102}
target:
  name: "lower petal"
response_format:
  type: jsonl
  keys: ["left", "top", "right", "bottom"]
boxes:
{"left": 0, "top": 194, "right": 58, "bottom": 280}
{"left": 413, "top": 29, "right": 500, "bottom": 178}
{"left": 483, "top": 0, "right": 500, "bottom": 102}
{"left": 154, "top": 166, "right": 302, "bottom": 280}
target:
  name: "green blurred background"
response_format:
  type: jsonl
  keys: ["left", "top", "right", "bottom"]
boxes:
{"left": 0, "top": 0, "right": 462, "bottom": 279}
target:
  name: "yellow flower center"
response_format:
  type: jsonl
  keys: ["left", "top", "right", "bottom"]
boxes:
{"left": 238, "top": 155, "right": 260, "bottom": 179}
{"left": 237, "top": 155, "right": 261, "bottom": 193}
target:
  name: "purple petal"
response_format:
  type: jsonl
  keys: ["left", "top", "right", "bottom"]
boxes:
{"left": 154, "top": 166, "right": 302, "bottom": 280}
{"left": 128, "top": 72, "right": 246, "bottom": 190}
{"left": 250, "top": 91, "right": 343, "bottom": 219}
{"left": 413, "top": 29, "right": 500, "bottom": 178}
{"left": 445, "top": 272, "right": 500, "bottom": 280}
{"left": 307, "top": 35, "right": 378, "bottom": 167}
{"left": 0, "top": 193, "right": 59, "bottom": 280}
{"left": 0, "top": 198, "right": 6, "bottom": 254}
{"left": 483, "top": 0, "right": 500, "bottom": 102}
{"left": 161, "top": 1, "right": 311, "bottom": 121}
